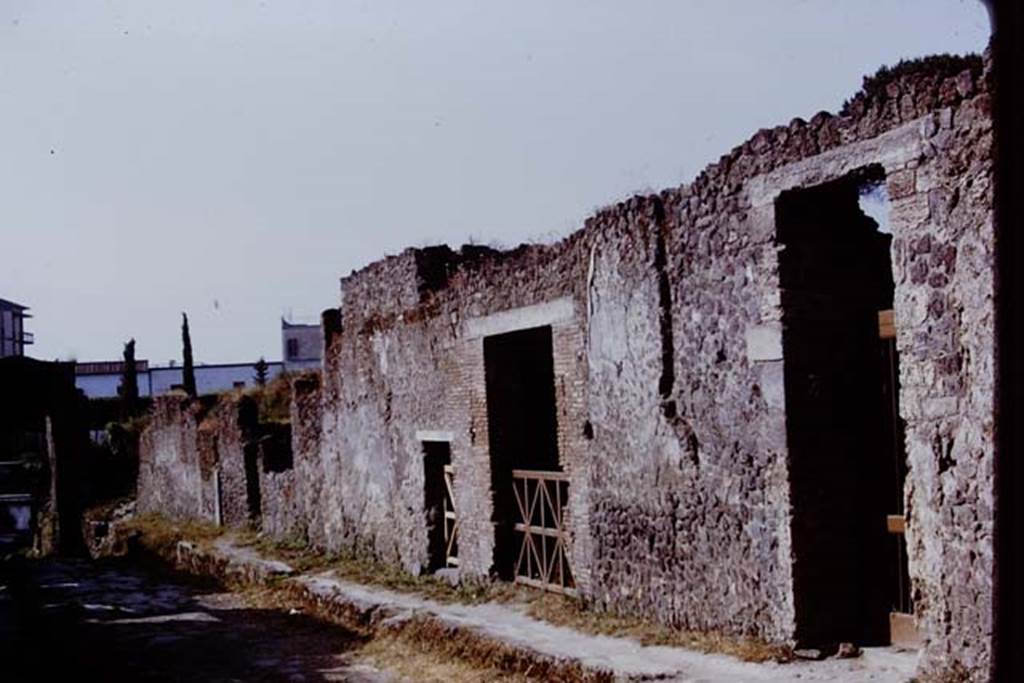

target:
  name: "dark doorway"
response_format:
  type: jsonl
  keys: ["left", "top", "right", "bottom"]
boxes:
{"left": 776, "top": 165, "right": 903, "bottom": 648}
{"left": 483, "top": 325, "right": 560, "bottom": 580}
{"left": 243, "top": 442, "right": 262, "bottom": 522}
{"left": 423, "top": 440, "right": 454, "bottom": 572}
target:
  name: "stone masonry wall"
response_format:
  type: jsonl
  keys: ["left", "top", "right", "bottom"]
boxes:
{"left": 583, "top": 192, "right": 795, "bottom": 639}
{"left": 305, "top": 54, "right": 993, "bottom": 676}
{"left": 207, "top": 394, "right": 259, "bottom": 528}
{"left": 138, "top": 393, "right": 263, "bottom": 529}
{"left": 137, "top": 394, "right": 206, "bottom": 520}
{"left": 135, "top": 53, "right": 994, "bottom": 681}
{"left": 894, "top": 76, "right": 994, "bottom": 678}
{"left": 255, "top": 420, "right": 295, "bottom": 538}
{"left": 305, "top": 243, "right": 589, "bottom": 576}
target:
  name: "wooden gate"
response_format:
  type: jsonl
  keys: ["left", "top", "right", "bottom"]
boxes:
{"left": 879, "top": 309, "right": 921, "bottom": 647}
{"left": 443, "top": 464, "right": 459, "bottom": 568}
{"left": 512, "top": 469, "right": 575, "bottom": 595}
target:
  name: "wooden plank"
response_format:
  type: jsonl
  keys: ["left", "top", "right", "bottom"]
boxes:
{"left": 887, "top": 514, "right": 906, "bottom": 534}
{"left": 515, "top": 575, "right": 578, "bottom": 598}
{"left": 514, "top": 523, "right": 569, "bottom": 539}
{"left": 889, "top": 611, "right": 923, "bottom": 648}
{"left": 512, "top": 468, "right": 570, "bottom": 481}
{"left": 879, "top": 309, "right": 896, "bottom": 340}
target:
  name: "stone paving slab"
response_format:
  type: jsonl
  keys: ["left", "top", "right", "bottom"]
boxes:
{"left": 179, "top": 538, "right": 919, "bottom": 682}
{"left": 0, "top": 558, "right": 395, "bottom": 682}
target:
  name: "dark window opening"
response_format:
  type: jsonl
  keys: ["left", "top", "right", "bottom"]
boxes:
{"left": 286, "top": 338, "right": 299, "bottom": 359}
{"left": 483, "top": 325, "right": 560, "bottom": 580}
{"left": 259, "top": 428, "right": 293, "bottom": 474}
{"left": 776, "top": 164, "right": 905, "bottom": 648}
{"left": 423, "top": 440, "right": 453, "bottom": 572}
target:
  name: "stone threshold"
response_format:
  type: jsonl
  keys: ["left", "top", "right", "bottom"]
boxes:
{"left": 168, "top": 537, "right": 918, "bottom": 682}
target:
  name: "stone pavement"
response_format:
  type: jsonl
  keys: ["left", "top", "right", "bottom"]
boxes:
{"left": 184, "top": 537, "right": 920, "bottom": 682}
{"left": 0, "top": 536, "right": 921, "bottom": 681}
{"left": 0, "top": 557, "right": 394, "bottom": 682}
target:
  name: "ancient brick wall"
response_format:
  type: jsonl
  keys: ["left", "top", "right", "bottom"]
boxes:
{"left": 306, "top": 244, "right": 589, "bottom": 575}
{"left": 137, "top": 393, "right": 262, "bottom": 529}
{"left": 137, "top": 394, "right": 207, "bottom": 521}
{"left": 135, "top": 52, "right": 994, "bottom": 681}
{"left": 304, "top": 53, "right": 993, "bottom": 677}
{"left": 288, "top": 372, "right": 326, "bottom": 545}
{"left": 893, "top": 75, "right": 994, "bottom": 679}
{"left": 256, "top": 420, "right": 296, "bottom": 538}
{"left": 582, "top": 190, "right": 796, "bottom": 639}
{"left": 206, "top": 394, "right": 259, "bottom": 528}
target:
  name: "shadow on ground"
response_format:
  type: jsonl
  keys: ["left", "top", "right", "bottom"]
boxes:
{"left": 0, "top": 556, "right": 383, "bottom": 682}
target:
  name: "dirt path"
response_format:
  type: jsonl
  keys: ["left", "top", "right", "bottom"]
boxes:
{"left": 0, "top": 558, "right": 392, "bottom": 682}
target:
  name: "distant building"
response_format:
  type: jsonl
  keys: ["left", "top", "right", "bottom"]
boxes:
{"left": 75, "top": 360, "right": 152, "bottom": 398}
{"left": 0, "top": 298, "right": 33, "bottom": 358}
{"left": 75, "top": 360, "right": 284, "bottom": 399}
{"left": 149, "top": 361, "right": 285, "bottom": 395}
{"left": 281, "top": 319, "right": 322, "bottom": 372}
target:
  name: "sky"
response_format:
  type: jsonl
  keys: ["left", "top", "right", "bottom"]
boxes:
{"left": 0, "top": 1, "right": 990, "bottom": 365}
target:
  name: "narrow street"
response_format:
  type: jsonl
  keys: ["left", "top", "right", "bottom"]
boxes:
{"left": 0, "top": 558, "right": 393, "bottom": 682}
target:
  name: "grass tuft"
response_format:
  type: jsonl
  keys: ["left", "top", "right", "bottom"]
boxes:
{"left": 123, "top": 513, "right": 224, "bottom": 557}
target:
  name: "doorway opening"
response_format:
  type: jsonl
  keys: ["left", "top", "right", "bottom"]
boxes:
{"left": 243, "top": 441, "right": 262, "bottom": 522}
{"left": 483, "top": 325, "right": 561, "bottom": 583}
{"left": 423, "top": 440, "right": 457, "bottom": 571}
{"left": 776, "top": 165, "right": 909, "bottom": 648}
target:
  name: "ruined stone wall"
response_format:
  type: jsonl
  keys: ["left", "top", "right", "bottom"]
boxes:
{"left": 297, "top": 375, "right": 326, "bottom": 546}
{"left": 259, "top": 466, "right": 298, "bottom": 539}
{"left": 582, "top": 189, "right": 795, "bottom": 639}
{"left": 206, "top": 394, "right": 258, "bottom": 528}
{"left": 306, "top": 54, "right": 993, "bottom": 677}
{"left": 451, "top": 249, "right": 590, "bottom": 580}
{"left": 134, "top": 52, "right": 993, "bottom": 681}
{"left": 137, "top": 393, "right": 261, "bottom": 528}
{"left": 137, "top": 394, "right": 207, "bottom": 520}
{"left": 727, "top": 58, "right": 991, "bottom": 677}
{"left": 311, "top": 243, "right": 589, "bottom": 575}
{"left": 893, "top": 75, "right": 994, "bottom": 679}
{"left": 255, "top": 420, "right": 295, "bottom": 538}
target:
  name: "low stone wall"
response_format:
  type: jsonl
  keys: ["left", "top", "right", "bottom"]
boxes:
{"left": 257, "top": 421, "right": 299, "bottom": 540}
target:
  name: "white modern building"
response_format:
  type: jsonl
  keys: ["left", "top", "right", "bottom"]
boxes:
{"left": 282, "top": 318, "right": 322, "bottom": 372}
{"left": 75, "top": 360, "right": 284, "bottom": 399}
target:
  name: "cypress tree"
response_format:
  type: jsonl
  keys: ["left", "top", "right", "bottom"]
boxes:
{"left": 181, "top": 312, "right": 197, "bottom": 398}
{"left": 118, "top": 338, "right": 139, "bottom": 417}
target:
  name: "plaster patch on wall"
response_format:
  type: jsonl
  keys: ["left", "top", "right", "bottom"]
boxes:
{"left": 745, "top": 325, "right": 783, "bottom": 362}
{"left": 464, "top": 297, "right": 575, "bottom": 339}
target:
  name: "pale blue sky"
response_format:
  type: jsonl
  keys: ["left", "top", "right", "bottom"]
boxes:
{"left": 0, "top": 1, "right": 989, "bottom": 364}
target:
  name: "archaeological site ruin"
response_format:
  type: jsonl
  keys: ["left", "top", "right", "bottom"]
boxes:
{"left": 136, "top": 52, "right": 994, "bottom": 679}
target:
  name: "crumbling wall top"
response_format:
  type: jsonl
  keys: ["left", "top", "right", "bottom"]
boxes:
{"left": 335, "top": 51, "right": 988, "bottom": 338}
